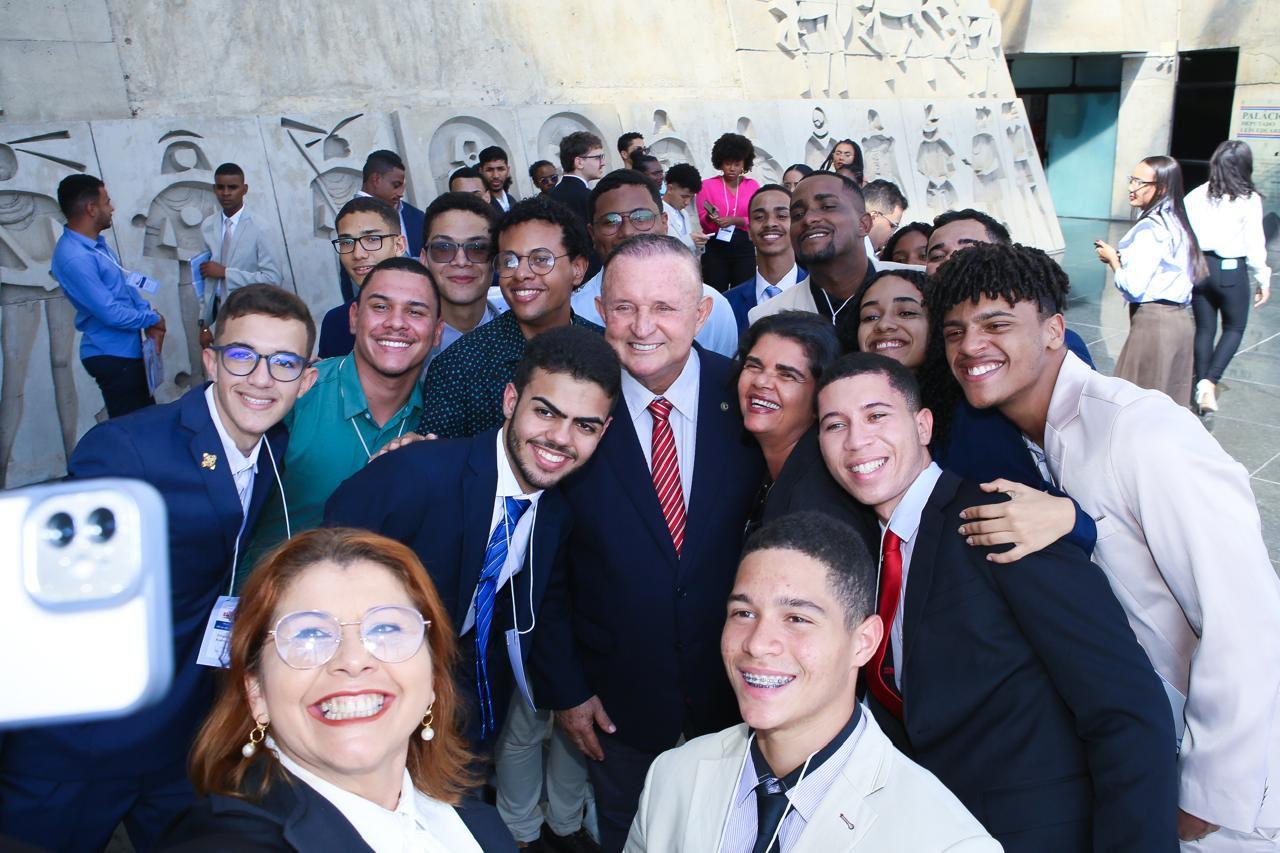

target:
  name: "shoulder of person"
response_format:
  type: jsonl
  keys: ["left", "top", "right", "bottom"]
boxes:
{"left": 156, "top": 793, "right": 292, "bottom": 852}
{"left": 652, "top": 724, "right": 749, "bottom": 774}
{"left": 453, "top": 797, "right": 518, "bottom": 851}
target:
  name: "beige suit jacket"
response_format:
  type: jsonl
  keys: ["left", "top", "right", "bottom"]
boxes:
{"left": 624, "top": 713, "right": 1000, "bottom": 853}
{"left": 747, "top": 277, "right": 819, "bottom": 325}
{"left": 1044, "top": 351, "right": 1280, "bottom": 832}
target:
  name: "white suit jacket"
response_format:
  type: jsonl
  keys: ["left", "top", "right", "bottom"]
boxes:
{"left": 747, "top": 277, "right": 819, "bottom": 325}
{"left": 1044, "top": 351, "right": 1280, "bottom": 833}
{"left": 624, "top": 713, "right": 1000, "bottom": 853}
{"left": 199, "top": 209, "right": 284, "bottom": 323}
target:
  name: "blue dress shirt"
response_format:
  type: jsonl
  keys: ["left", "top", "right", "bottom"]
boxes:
{"left": 50, "top": 226, "right": 160, "bottom": 359}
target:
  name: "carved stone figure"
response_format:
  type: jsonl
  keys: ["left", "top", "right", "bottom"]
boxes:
{"left": 429, "top": 116, "right": 512, "bottom": 196}
{"left": 648, "top": 111, "right": 696, "bottom": 170}
{"left": 971, "top": 106, "right": 1007, "bottom": 224}
{"left": 805, "top": 107, "right": 834, "bottom": 168}
{"left": 282, "top": 116, "right": 366, "bottom": 239}
{"left": 861, "top": 108, "right": 903, "bottom": 186}
{"left": 1002, "top": 100, "right": 1054, "bottom": 246}
{"left": 737, "top": 117, "right": 784, "bottom": 185}
{"left": 762, "top": 0, "right": 857, "bottom": 97}
{"left": 916, "top": 105, "right": 958, "bottom": 217}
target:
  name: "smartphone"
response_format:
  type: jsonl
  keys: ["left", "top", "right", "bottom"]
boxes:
{"left": 0, "top": 478, "right": 172, "bottom": 729}
{"left": 703, "top": 200, "right": 719, "bottom": 217}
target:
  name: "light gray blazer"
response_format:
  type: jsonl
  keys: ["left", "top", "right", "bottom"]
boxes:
{"left": 199, "top": 209, "right": 283, "bottom": 324}
{"left": 624, "top": 712, "right": 1000, "bottom": 853}
{"left": 1044, "top": 350, "right": 1280, "bottom": 833}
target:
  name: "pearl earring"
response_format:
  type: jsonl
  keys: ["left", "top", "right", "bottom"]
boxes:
{"left": 420, "top": 708, "right": 435, "bottom": 742}
{"left": 242, "top": 720, "right": 267, "bottom": 758}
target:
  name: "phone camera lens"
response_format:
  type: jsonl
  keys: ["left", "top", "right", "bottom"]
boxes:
{"left": 87, "top": 507, "right": 116, "bottom": 543}
{"left": 45, "top": 512, "right": 75, "bottom": 548}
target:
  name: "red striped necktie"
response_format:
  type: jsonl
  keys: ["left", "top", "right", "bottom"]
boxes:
{"left": 647, "top": 397, "right": 687, "bottom": 556}
{"left": 867, "top": 529, "right": 904, "bottom": 718}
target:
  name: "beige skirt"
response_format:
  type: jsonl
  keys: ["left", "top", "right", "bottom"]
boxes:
{"left": 1115, "top": 302, "right": 1194, "bottom": 407}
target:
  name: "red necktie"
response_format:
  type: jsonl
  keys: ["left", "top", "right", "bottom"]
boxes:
{"left": 648, "top": 397, "right": 687, "bottom": 557}
{"left": 867, "top": 529, "right": 904, "bottom": 718}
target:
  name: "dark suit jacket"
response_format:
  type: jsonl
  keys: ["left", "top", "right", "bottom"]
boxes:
{"left": 337, "top": 200, "right": 426, "bottom": 303}
{"left": 317, "top": 301, "right": 354, "bottom": 359}
{"left": 760, "top": 425, "right": 876, "bottom": 544}
{"left": 870, "top": 470, "right": 1177, "bottom": 853}
{"left": 723, "top": 266, "right": 810, "bottom": 334}
{"left": 548, "top": 174, "right": 591, "bottom": 225}
{"left": 0, "top": 386, "right": 286, "bottom": 780}
{"left": 489, "top": 190, "right": 518, "bottom": 216}
{"left": 535, "top": 348, "right": 765, "bottom": 752}
{"left": 323, "top": 429, "right": 572, "bottom": 744}
{"left": 156, "top": 765, "right": 515, "bottom": 852}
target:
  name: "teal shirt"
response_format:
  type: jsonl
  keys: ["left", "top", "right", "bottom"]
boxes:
{"left": 239, "top": 355, "right": 423, "bottom": 586}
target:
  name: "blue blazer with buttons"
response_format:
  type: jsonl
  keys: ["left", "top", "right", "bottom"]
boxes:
{"left": 723, "top": 266, "right": 809, "bottom": 335}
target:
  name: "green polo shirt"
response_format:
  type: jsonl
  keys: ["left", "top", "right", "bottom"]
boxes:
{"left": 238, "top": 355, "right": 423, "bottom": 587}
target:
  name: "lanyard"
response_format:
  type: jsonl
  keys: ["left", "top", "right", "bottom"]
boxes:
{"left": 820, "top": 287, "right": 856, "bottom": 323}
{"left": 338, "top": 356, "right": 409, "bottom": 461}
{"left": 721, "top": 177, "right": 742, "bottom": 220}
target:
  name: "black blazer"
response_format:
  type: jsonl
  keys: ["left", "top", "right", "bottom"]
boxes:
{"left": 870, "top": 470, "right": 1177, "bottom": 853}
{"left": 760, "top": 425, "right": 877, "bottom": 544}
{"left": 535, "top": 348, "right": 765, "bottom": 752}
{"left": 547, "top": 174, "right": 591, "bottom": 225}
{"left": 157, "top": 766, "right": 515, "bottom": 851}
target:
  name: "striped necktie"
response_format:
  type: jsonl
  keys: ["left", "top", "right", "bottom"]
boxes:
{"left": 648, "top": 397, "right": 687, "bottom": 556}
{"left": 474, "top": 496, "right": 531, "bottom": 738}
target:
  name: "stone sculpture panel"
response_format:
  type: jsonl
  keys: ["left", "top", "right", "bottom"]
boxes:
{"left": 515, "top": 106, "right": 624, "bottom": 176}
{"left": 394, "top": 109, "right": 523, "bottom": 200}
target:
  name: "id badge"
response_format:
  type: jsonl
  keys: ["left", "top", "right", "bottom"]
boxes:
{"left": 715, "top": 225, "right": 735, "bottom": 242}
{"left": 196, "top": 595, "right": 238, "bottom": 668}
{"left": 505, "top": 628, "right": 536, "bottom": 710}
{"left": 126, "top": 271, "right": 160, "bottom": 294}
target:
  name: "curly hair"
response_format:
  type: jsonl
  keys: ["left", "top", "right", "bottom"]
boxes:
{"left": 711, "top": 133, "right": 755, "bottom": 172}
{"left": 496, "top": 195, "right": 592, "bottom": 260}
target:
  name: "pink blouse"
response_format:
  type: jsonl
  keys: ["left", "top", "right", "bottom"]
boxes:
{"left": 695, "top": 176, "right": 761, "bottom": 235}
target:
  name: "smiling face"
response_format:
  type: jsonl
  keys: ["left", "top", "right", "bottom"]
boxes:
{"left": 480, "top": 158, "right": 511, "bottom": 195}
{"left": 422, "top": 209, "right": 493, "bottom": 310}
{"left": 497, "top": 219, "right": 587, "bottom": 337}
{"left": 599, "top": 252, "right": 710, "bottom": 394}
{"left": 202, "top": 312, "right": 317, "bottom": 454}
{"left": 790, "top": 175, "right": 869, "bottom": 268}
{"left": 925, "top": 218, "right": 990, "bottom": 277}
{"left": 738, "top": 333, "right": 817, "bottom": 445}
{"left": 589, "top": 183, "right": 668, "bottom": 259}
{"left": 890, "top": 229, "right": 929, "bottom": 266}
{"left": 501, "top": 368, "right": 613, "bottom": 492}
{"left": 856, "top": 275, "right": 928, "bottom": 370}
{"left": 247, "top": 559, "right": 432, "bottom": 795}
{"left": 722, "top": 548, "right": 873, "bottom": 741}
{"left": 336, "top": 211, "right": 406, "bottom": 290}
{"left": 351, "top": 269, "right": 441, "bottom": 380}
{"left": 749, "top": 189, "right": 793, "bottom": 259}
{"left": 940, "top": 295, "right": 1064, "bottom": 413}
{"left": 367, "top": 167, "right": 406, "bottom": 209}
{"left": 214, "top": 172, "right": 248, "bottom": 217}
{"left": 817, "top": 372, "right": 932, "bottom": 522}
{"left": 1128, "top": 160, "right": 1159, "bottom": 209}
{"left": 832, "top": 142, "right": 856, "bottom": 168}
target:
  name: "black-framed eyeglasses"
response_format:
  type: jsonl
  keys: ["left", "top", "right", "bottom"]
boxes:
{"left": 497, "top": 248, "right": 570, "bottom": 277}
{"left": 580, "top": 153, "right": 607, "bottom": 162}
{"left": 266, "top": 605, "right": 431, "bottom": 670}
{"left": 593, "top": 208, "right": 660, "bottom": 237}
{"left": 1126, "top": 176, "right": 1156, "bottom": 187}
{"left": 426, "top": 240, "right": 491, "bottom": 264}
{"left": 331, "top": 233, "right": 398, "bottom": 254}
{"left": 208, "top": 344, "right": 307, "bottom": 382}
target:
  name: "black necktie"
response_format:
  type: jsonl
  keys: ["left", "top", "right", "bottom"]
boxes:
{"left": 751, "top": 774, "right": 789, "bottom": 853}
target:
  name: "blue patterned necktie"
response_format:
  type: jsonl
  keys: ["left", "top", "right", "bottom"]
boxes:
{"left": 763, "top": 284, "right": 782, "bottom": 300}
{"left": 474, "top": 496, "right": 531, "bottom": 738}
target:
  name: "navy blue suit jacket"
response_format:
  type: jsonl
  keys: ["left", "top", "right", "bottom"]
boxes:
{"left": 317, "top": 301, "right": 354, "bottom": 359}
{"left": 723, "top": 266, "right": 809, "bottom": 334}
{"left": 869, "top": 471, "right": 1177, "bottom": 852}
{"left": 1, "top": 386, "right": 286, "bottom": 780}
{"left": 323, "top": 429, "right": 572, "bottom": 740}
{"left": 535, "top": 348, "right": 765, "bottom": 752}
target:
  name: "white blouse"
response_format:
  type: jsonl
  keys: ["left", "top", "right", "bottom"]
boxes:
{"left": 274, "top": 748, "right": 483, "bottom": 853}
{"left": 1185, "top": 183, "right": 1272, "bottom": 293}
{"left": 1113, "top": 202, "right": 1196, "bottom": 305}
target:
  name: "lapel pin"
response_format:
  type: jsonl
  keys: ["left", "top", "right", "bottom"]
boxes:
{"left": 720, "top": 401, "right": 730, "bottom": 411}
{"left": 201, "top": 452, "right": 218, "bottom": 471}
{"left": 839, "top": 813, "right": 855, "bottom": 831}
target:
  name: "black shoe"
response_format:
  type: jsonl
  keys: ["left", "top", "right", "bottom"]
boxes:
{"left": 542, "top": 827, "right": 603, "bottom": 853}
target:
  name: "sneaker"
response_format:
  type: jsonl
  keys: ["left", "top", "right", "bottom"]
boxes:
{"left": 1195, "top": 379, "right": 1218, "bottom": 413}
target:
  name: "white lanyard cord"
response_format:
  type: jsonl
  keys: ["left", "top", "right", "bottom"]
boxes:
{"left": 722, "top": 177, "right": 741, "bottom": 223}
{"left": 713, "top": 731, "right": 816, "bottom": 853}
{"left": 501, "top": 498, "right": 539, "bottom": 636}
{"left": 339, "top": 356, "right": 409, "bottom": 462}
{"left": 820, "top": 287, "right": 856, "bottom": 324}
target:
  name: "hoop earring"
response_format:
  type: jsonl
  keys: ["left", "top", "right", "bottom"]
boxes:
{"left": 241, "top": 719, "right": 268, "bottom": 758}
{"left": 420, "top": 707, "right": 435, "bottom": 742}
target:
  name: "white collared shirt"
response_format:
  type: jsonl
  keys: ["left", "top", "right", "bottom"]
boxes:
{"left": 274, "top": 747, "right": 482, "bottom": 853}
{"left": 204, "top": 384, "right": 262, "bottom": 515}
{"left": 880, "top": 461, "right": 944, "bottom": 691}
{"left": 754, "top": 264, "right": 800, "bottom": 305}
{"left": 459, "top": 427, "right": 544, "bottom": 635}
{"left": 221, "top": 206, "right": 244, "bottom": 247}
{"left": 492, "top": 191, "right": 512, "bottom": 212}
{"left": 621, "top": 349, "right": 701, "bottom": 506}
{"left": 664, "top": 200, "right": 696, "bottom": 254}
{"left": 1185, "top": 183, "right": 1272, "bottom": 292}
{"left": 1113, "top": 202, "right": 1195, "bottom": 304}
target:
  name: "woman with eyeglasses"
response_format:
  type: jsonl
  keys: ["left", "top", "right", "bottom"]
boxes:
{"left": 528, "top": 160, "right": 560, "bottom": 197}
{"left": 1095, "top": 156, "right": 1207, "bottom": 407}
{"left": 696, "top": 132, "right": 760, "bottom": 292}
{"left": 1184, "top": 140, "right": 1271, "bottom": 413}
{"left": 160, "top": 528, "right": 515, "bottom": 852}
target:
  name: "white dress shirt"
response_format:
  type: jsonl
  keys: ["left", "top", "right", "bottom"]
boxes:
{"left": 459, "top": 427, "right": 543, "bottom": 635}
{"left": 621, "top": 349, "right": 700, "bottom": 507}
{"left": 1113, "top": 202, "right": 1195, "bottom": 304}
{"left": 274, "top": 747, "right": 482, "bottom": 853}
{"left": 664, "top": 200, "right": 697, "bottom": 254}
{"left": 1185, "top": 183, "right": 1272, "bottom": 293}
{"left": 204, "top": 385, "right": 262, "bottom": 515}
{"left": 753, "top": 264, "right": 800, "bottom": 305}
{"left": 571, "top": 268, "right": 741, "bottom": 358}
{"left": 492, "top": 191, "right": 513, "bottom": 212}
{"left": 880, "top": 461, "right": 944, "bottom": 691}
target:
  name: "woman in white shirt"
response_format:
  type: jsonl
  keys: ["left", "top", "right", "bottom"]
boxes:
{"left": 1184, "top": 140, "right": 1272, "bottom": 412}
{"left": 160, "top": 528, "right": 516, "bottom": 852}
{"left": 1095, "top": 156, "right": 1207, "bottom": 407}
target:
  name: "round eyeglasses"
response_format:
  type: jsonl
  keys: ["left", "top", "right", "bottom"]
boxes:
{"left": 267, "top": 605, "right": 430, "bottom": 670}
{"left": 331, "top": 233, "right": 398, "bottom": 254}
{"left": 593, "top": 208, "right": 659, "bottom": 237}
{"left": 426, "top": 240, "right": 492, "bottom": 264}
{"left": 207, "top": 345, "right": 307, "bottom": 382}
{"left": 497, "top": 248, "right": 570, "bottom": 277}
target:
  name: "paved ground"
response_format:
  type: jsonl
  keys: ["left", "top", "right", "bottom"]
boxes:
{"left": 1058, "top": 217, "right": 1280, "bottom": 572}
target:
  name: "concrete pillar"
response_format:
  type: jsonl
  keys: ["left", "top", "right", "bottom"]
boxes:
{"left": 1110, "top": 53, "right": 1178, "bottom": 219}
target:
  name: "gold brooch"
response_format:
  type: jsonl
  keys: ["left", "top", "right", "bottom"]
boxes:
{"left": 201, "top": 452, "right": 217, "bottom": 470}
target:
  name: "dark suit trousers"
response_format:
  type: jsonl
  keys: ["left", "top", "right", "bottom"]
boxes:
{"left": 82, "top": 355, "right": 154, "bottom": 418}
{"left": 1192, "top": 252, "right": 1253, "bottom": 383}
{"left": 588, "top": 732, "right": 666, "bottom": 853}
{"left": 700, "top": 228, "right": 756, "bottom": 292}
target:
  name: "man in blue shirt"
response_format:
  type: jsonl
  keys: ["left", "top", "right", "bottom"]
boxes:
{"left": 50, "top": 174, "right": 166, "bottom": 417}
